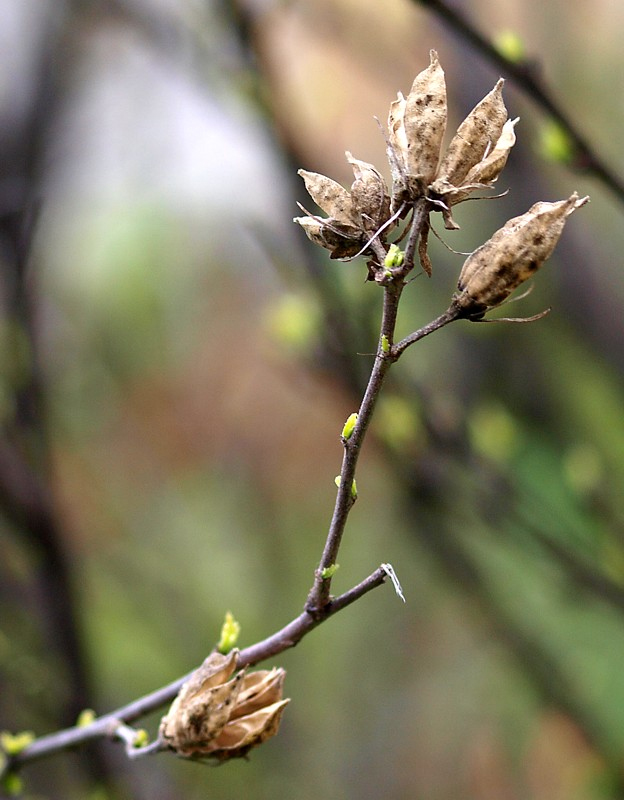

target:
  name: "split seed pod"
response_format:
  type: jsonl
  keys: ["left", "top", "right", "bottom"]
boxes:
{"left": 430, "top": 79, "right": 518, "bottom": 228}
{"left": 452, "top": 193, "right": 589, "bottom": 319}
{"left": 159, "top": 649, "right": 289, "bottom": 762}
{"left": 387, "top": 50, "right": 447, "bottom": 206}
{"left": 294, "top": 153, "right": 391, "bottom": 259}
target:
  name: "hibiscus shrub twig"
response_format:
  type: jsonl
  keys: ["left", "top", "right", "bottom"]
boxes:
{"left": 0, "top": 51, "right": 587, "bottom": 792}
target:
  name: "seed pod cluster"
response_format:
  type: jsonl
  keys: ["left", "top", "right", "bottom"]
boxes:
{"left": 159, "top": 649, "right": 289, "bottom": 762}
{"left": 452, "top": 193, "right": 589, "bottom": 319}
{"left": 294, "top": 51, "right": 588, "bottom": 297}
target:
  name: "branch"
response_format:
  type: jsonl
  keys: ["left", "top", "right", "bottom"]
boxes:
{"left": 414, "top": 0, "right": 624, "bottom": 204}
{"left": 305, "top": 205, "right": 436, "bottom": 611}
{"left": 392, "top": 305, "right": 460, "bottom": 360}
{"left": 3, "top": 566, "right": 389, "bottom": 774}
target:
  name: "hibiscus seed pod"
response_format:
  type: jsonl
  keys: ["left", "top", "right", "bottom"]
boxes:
{"left": 434, "top": 78, "right": 508, "bottom": 189}
{"left": 346, "top": 152, "right": 391, "bottom": 230}
{"left": 403, "top": 50, "right": 447, "bottom": 192}
{"left": 297, "top": 169, "right": 357, "bottom": 226}
{"left": 452, "top": 193, "right": 589, "bottom": 319}
{"left": 159, "top": 649, "right": 290, "bottom": 761}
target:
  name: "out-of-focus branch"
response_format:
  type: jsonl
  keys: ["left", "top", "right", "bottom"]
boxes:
{"left": 414, "top": 0, "right": 624, "bottom": 204}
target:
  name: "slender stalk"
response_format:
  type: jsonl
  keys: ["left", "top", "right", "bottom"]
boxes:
{"left": 392, "top": 304, "right": 461, "bottom": 360}
{"left": 306, "top": 287, "right": 400, "bottom": 611}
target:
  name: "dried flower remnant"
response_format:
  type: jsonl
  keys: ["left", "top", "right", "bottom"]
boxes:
{"left": 387, "top": 50, "right": 447, "bottom": 206}
{"left": 159, "top": 650, "right": 289, "bottom": 762}
{"left": 452, "top": 193, "right": 589, "bottom": 320}
{"left": 294, "top": 152, "right": 391, "bottom": 259}
{"left": 294, "top": 50, "right": 586, "bottom": 305}
{"left": 430, "top": 79, "right": 518, "bottom": 228}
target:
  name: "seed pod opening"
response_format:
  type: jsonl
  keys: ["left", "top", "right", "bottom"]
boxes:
{"left": 159, "top": 650, "right": 290, "bottom": 761}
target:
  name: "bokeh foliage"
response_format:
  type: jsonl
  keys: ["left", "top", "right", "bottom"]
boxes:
{"left": 1, "top": 1, "right": 624, "bottom": 798}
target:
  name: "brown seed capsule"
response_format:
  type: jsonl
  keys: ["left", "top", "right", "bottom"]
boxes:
{"left": 387, "top": 50, "right": 447, "bottom": 202}
{"left": 434, "top": 78, "right": 508, "bottom": 189}
{"left": 159, "top": 650, "right": 290, "bottom": 761}
{"left": 452, "top": 193, "right": 589, "bottom": 319}
{"left": 429, "top": 79, "right": 518, "bottom": 228}
{"left": 346, "top": 152, "right": 391, "bottom": 231}
{"left": 295, "top": 154, "right": 392, "bottom": 259}
{"left": 297, "top": 170, "right": 357, "bottom": 227}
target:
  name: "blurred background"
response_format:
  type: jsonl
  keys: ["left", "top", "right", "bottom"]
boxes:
{"left": 1, "top": 1, "right": 624, "bottom": 798}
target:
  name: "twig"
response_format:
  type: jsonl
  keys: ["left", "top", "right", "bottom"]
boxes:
{"left": 414, "top": 0, "right": 624, "bottom": 204}
{"left": 392, "top": 305, "right": 460, "bottom": 360}
{"left": 3, "top": 565, "right": 388, "bottom": 774}
{"left": 305, "top": 204, "right": 443, "bottom": 611}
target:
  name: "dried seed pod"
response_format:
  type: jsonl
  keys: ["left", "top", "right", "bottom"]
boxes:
{"left": 434, "top": 79, "right": 508, "bottom": 188}
{"left": 462, "top": 117, "right": 518, "bottom": 188}
{"left": 434, "top": 117, "right": 518, "bottom": 228}
{"left": 346, "top": 152, "right": 391, "bottom": 231}
{"left": 429, "top": 79, "right": 518, "bottom": 228}
{"left": 159, "top": 650, "right": 290, "bottom": 761}
{"left": 298, "top": 170, "right": 357, "bottom": 227}
{"left": 404, "top": 50, "right": 447, "bottom": 190}
{"left": 452, "top": 193, "right": 589, "bottom": 319}
{"left": 387, "top": 50, "right": 447, "bottom": 203}
{"left": 295, "top": 154, "right": 393, "bottom": 259}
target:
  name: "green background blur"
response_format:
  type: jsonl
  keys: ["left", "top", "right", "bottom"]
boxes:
{"left": 1, "top": 1, "right": 624, "bottom": 798}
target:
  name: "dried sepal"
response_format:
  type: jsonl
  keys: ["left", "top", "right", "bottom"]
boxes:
{"left": 417, "top": 219, "right": 433, "bottom": 277}
{"left": 294, "top": 213, "right": 364, "bottom": 259}
{"left": 159, "top": 650, "right": 290, "bottom": 762}
{"left": 387, "top": 92, "right": 409, "bottom": 205}
{"left": 452, "top": 193, "right": 589, "bottom": 319}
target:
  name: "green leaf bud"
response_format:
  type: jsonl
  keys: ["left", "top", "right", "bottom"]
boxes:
{"left": 493, "top": 30, "right": 526, "bottom": 63}
{"left": 217, "top": 611, "right": 241, "bottom": 655}
{"left": 76, "top": 709, "right": 96, "bottom": 727}
{"left": 341, "top": 412, "right": 358, "bottom": 440}
{"left": 1, "top": 772, "right": 23, "bottom": 797}
{"left": 134, "top": 729, "right": 150, "bottom": 747}
{"left": 539, "top": 119, "right": 575, "bottom": 165}
{"left": 0, "top": 731, "right": 35, "bottom": 756}
{"left": 334, "top": 476, "right": 358, "bottom": 499}
{"left": 384, "top": 243, "right": 405, "bottom": 269}
{"left": 320, "top": 564, "right": 339, "bottom": 579}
